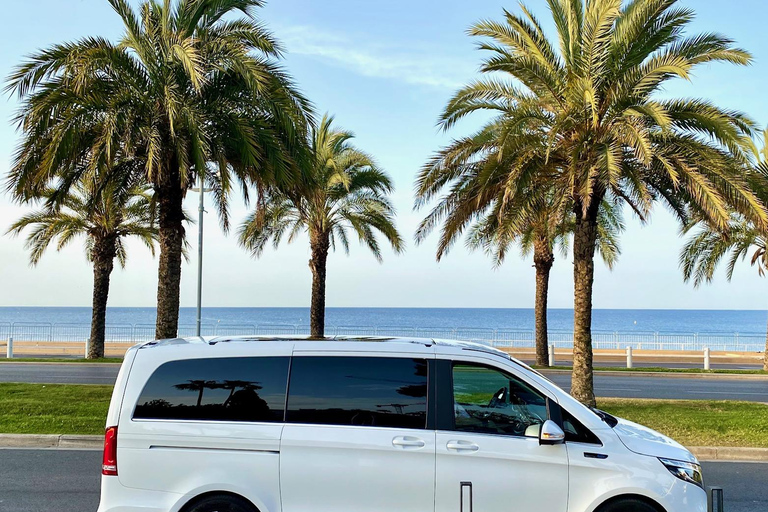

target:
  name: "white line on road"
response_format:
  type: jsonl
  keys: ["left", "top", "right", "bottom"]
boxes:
{"left": 686, "top": 391, "right": 768, "bottom": 395}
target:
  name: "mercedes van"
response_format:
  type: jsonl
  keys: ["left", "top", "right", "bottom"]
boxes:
{"left": 97, "top": 336, "right": 714, "bottom": 512}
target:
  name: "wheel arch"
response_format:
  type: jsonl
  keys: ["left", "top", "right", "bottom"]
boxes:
{"left": 594, "top": 493, "right": 667, "bottom": 512}
{"left": 178, "top": 491, "right": 261, "bottom": 512}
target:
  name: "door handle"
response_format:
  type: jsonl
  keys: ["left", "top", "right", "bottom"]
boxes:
{"left": 392, "top": 436, "right": 426, "bottom": 449}
{"left": 447, "top": 440, "right": 479, "bottom": 452}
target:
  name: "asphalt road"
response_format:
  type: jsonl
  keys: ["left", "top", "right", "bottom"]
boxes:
{"left": 1, "top": 363, "right": 767, "bottom": 401}
{"left": 542, "top": 372, "right": 768, "bottom": 402}
{"left": 0, "top": 449, "right": 765, "bottom": 512}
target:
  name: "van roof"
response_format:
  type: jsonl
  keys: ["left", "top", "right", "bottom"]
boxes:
{"left": 139, "top": 334, "right": 511, "bottom": 359}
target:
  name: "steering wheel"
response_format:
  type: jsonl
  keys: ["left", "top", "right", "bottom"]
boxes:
{"left": 487, "top": 387, "right": 508, "bottom": 409}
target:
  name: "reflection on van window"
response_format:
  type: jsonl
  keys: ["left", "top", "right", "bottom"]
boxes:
{"left": 453, "top": 364, "right": 547, "bottom": 437}
{"left": 133, "top": 357, "right": 289, "bottom": 422}
{"left": 286, "top": 357, "right": 428, "bottom": 429}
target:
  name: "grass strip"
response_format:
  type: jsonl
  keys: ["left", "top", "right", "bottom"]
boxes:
{"left": 0, "top": 358, "right": 123, "bottom": 364}
{"left": 0, "top": 383, "right": 112, "bottom": 435}
{"left": 598, "top": 398, "right": 768, "bottom": 448}
{"left": 1, "top": 383, "right": 767, "bottom": 447}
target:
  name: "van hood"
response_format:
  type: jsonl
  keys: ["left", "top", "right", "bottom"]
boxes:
{"left": 613, "top": 417, "right": 698, "bottom": 464}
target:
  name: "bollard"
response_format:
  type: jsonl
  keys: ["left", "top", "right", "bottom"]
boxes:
{"left": 708, "top": 487, "right": 724, "bottom": 512}
{"left": 6, "top": 337, "right": 12, "bottom": 359}
{"left": 704, "top": 347, "right": 711, "bottom": 371}
{"left": 548, "top": 345, "right": 555, "bottom": 367}
{"left": 626, "top": 346, "right": 633, "bottom": 369}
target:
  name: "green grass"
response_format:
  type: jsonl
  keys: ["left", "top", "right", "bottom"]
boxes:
{"left": 598, "top": 399, "right": 768, "bottom": 448}
{"left": 2, "top": 383, "right": 767, "bottom": 447}
{"left": 0, "top": 383, "right": 112, "bottom": 435}
{"left": 0, "top": 358, "right": 123, "bottom": 364}
{"left": 537, "top": 365, "right": 767, "bottom": 375}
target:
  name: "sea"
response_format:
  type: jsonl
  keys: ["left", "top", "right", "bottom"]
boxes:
{"left": 0, "top": 307, "right": 765, "bottom": 334}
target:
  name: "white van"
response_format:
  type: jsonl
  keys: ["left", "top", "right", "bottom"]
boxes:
{"left": 98, "top": 336, "right": 714, "bottom": 512}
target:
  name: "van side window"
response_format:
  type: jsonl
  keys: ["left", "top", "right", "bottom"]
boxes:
{"left": 286, "top": 356, "right": 428, "bottom": 429}
{"left": 452, "top": 363, "right": 547, "bottom": 437}
{"left": 133, "top": 357, "right": 289, "bottom": 422}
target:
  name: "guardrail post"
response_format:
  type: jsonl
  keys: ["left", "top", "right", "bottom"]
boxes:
{"left": 704, "top": 347, "right": 711, "bottom": 371}
{"left": 548, "top": 345, "right": 555, "bottom": 367}
{"left": 626, "top": 346, "right": 633, "bottom": 369}
{"left": 6, "top": 337, "right": 12, "bottom": 359}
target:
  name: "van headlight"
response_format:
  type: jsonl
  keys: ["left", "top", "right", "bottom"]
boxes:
{"left": 658, "top": 458, "right": 704, "bottom": 488}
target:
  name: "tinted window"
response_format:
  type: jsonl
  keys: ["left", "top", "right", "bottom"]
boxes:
{"left": 286, "top": 357, "right": 428, "bottom": 429}
{"left": 134, "top": 357, "right": 289, "bottom": 422}
{"left": 452, "top": 363, "right": 548, "bottom": 437}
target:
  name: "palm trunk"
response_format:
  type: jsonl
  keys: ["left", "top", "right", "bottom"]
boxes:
{"left": 309, "top": 230, "right": 330, "bottom": 338}
{"left": 88, "top": 236, "right": 117, "bottom": 359}
{"left": 155, "top": 168, "right": 185, "bottom": 340}
{"left": 533, "top": 241, "right": 554, "bottom": 367}
{"left": 571, "top": 200, "right": 601, "bottom": 407}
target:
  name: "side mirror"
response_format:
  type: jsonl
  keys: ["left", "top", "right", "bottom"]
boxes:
{"left": 539, "top": 420, "right": 565, "bottom": 445}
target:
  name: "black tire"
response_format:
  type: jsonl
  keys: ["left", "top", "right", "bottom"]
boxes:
{"left": 598, "top": 497, "right": 660, "bottom": 512}
{"left": 185, "top": 495, "right": 256, "bottom": 512}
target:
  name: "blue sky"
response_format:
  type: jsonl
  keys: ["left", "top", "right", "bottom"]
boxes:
{"left": 1, "top": 0, "right": 767, "bottom": 310}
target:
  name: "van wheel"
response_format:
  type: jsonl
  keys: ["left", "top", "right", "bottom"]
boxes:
{"left": 185, "top": 495, "right": 256, "bottom": 512}
{"left": 598, "top": 497, "right": 660, "bottom": 512}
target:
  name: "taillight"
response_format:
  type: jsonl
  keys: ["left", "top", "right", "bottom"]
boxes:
{"left": 102, "top": 426, "right": 118, "bottom": 476}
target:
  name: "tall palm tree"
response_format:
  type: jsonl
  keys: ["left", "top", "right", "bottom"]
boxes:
{"left": 466, "top": 191, "right": 624, "bottom": 367}
{"left": 239, "top": 115, "right": 404, "bottom": 337}
{"left": 414, "top": 115, "right": 623, "bottom": 367}
{"left": 415, "top": 0, "right": 766, "bottom": 406}
{"left": 6, "top": 169, "right": 157, "bottom": 359}
{"left": 6, "top": 0, "right": 311, "bottom": 340}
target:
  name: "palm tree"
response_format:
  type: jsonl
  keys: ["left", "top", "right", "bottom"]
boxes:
{"left": 414, "top": 115, "right": 623, "bottom": 367}
{"left": 681, "top": 215, "right": 768, "bottom": 370}
{"left": 239, "top": 115, "right": 404, "bottom": 337}
{"left": 6, "top": 0, "right": 311, "bottom": 340}
{"left": 681, "top": 136, "right": 768, "bottom": 371}
{"left": 415, "top": 0, "right": 766, "bottom": 406}
{"left": 466, "top": 191, "right": 624, "bottom": 367}
{"left": 6, "top": 169, "right": 157, "bottom": 359}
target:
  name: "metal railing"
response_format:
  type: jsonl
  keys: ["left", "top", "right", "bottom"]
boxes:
{"left": 0, "top": 321, "right": 764, "bottom": 352}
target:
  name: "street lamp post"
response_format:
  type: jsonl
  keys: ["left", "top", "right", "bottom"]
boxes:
{"left": 196, "top": 172, "right": 204, "bottom": 337}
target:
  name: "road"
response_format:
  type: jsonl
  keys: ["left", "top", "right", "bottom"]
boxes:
{"left": 542, "top": 372, "right": 768, "bottom": 402}
{"left": 1, "top": 363, "right": 767, "bottom": 401}
{"left": 0, "top": 449, "right": 765, "bottom": 512}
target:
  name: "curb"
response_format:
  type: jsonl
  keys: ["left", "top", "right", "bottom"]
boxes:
{"left": 0, "top": 434, "right": 102, "bottom": 449}
{"left": 689, "top": 446, "right": 768, "bottom": 462}
{"left": 540, "top": 369, "right": 768, "bottom": 380}
{"left": 0, "top": 361, "right": 122, "bottom": 366}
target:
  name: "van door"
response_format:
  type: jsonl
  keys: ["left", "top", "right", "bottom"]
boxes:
{"left": 280, "top": 355, "right": 435, "bottom": 512}
{"left": 435, "top": 359, "right": 568, "bottom": 512}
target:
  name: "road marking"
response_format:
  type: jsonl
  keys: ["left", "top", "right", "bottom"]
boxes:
{"left": 686, "top": 391, "right": 767, "bottom": 395}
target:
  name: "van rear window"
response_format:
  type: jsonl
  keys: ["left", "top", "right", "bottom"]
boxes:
{"left": 133, "top": 357, "right": 289, "bottom": 422}
{"left": 286, "top": 356, "right": 428, "bottom": 429}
